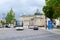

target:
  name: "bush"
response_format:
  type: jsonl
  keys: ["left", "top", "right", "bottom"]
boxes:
{"left": 57, "top": 25, "right": 60, "bottom": 28}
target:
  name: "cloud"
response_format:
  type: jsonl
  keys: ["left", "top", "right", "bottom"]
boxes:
{"left": 0, "top": 0, "right": 45, "bottom": 19}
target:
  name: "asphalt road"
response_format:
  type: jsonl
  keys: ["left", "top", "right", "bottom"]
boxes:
{"left": 0, "top": 28, "right": 60, "bottom": 40}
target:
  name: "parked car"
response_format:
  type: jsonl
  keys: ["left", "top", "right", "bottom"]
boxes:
{"left": 15, "top": 21, "right": 24, "bottom": 30}
{"left": 28, "top": 25, "right": 34, "bottom": 29}
{"left": 33, "top": 25, "right": 38, "bottom": 30}
{"left": 5, "top": 25, "right": 10, "bottom": 28}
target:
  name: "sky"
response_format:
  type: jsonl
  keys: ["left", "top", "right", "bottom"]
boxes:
{"left": 0, "top": 0, "right": 45, "bottom": 19}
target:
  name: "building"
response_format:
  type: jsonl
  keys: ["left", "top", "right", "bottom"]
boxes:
{"left": 20, "top": 14, "right": 46, "bottom": 27}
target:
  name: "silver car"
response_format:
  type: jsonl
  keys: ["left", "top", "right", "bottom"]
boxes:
{"left": 28, "top": 25, "right": 34, "bottom": 29}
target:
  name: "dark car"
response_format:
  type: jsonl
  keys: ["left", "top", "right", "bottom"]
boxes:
{"left": 33, "top": 25, "right": 38, "bottom": 30}
{"left": 5, "top": 25, "right": 10, "bottom": 28}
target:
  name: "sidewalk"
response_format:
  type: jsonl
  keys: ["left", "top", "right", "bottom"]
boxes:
{"left": 39, "top": 27, "right": 60, "bottom": 35}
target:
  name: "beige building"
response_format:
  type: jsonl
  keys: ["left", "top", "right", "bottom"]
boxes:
{"left": 20, "top": 14, "right": 46, "bottom": 27}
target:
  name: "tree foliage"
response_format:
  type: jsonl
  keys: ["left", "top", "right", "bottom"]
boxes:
{"left": 43, "top": 6, "right": 54, "bottom": 19}
{"left": 46, "top": 0, "right": 60, "bottom": 7}
{"left": 5, "top": 8, "right": 15, "bottom": 24}
{"left": 43, "top": 0, "right": 60, "bottom": 19}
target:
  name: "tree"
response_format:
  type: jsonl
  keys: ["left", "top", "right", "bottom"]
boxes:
{"left": 43, "top": 0, "right": 60, "bottom": 28}
{"left": 43, "top": 6, "right": 54, "bottom": 20}
{"left": 43, "top": 6, "right": 54, "bottom": 29}
{"left": 46, "top": 0, "right": 60, "bottom": 7}
{"left": 53, "top": 7, "right": 60, "bottom": 18}
{"left": 5, "top": 8, "right": 15, "bottom": 24}
{"left": 45, "top": 0, "right": 60, "bottom": 18}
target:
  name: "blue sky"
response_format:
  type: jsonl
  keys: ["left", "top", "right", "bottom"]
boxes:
{"left": 0, "top": 0, "right": 45, "bottom": 19}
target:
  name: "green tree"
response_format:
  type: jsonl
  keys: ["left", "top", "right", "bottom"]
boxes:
{"left": 5, "top": 8, "right": 15, "bottom": 24}
{"left": 43, "top": 6, "right": 54, "bottom": 29}
{"left": 43, "top": 0, "right": 60, "bottom": 28}
{"left": 46, "top": 0, "right": 60, "bottom": 7}
{"left": 45, "top": 0, "right": 60, "bottom": 18}
{"left": 43, "top": 0, "right": 60, "bottom": 20}
{"left": 43, "top": 6, "right": 54, "bottom": 20}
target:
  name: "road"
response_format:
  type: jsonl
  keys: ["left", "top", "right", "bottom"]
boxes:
{"left": 0, "top": 28, "right": 60, "bottom": 40}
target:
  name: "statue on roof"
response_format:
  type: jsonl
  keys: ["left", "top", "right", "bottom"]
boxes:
{"left": 34, "top": 9, "right": 42, "bottom": 15}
